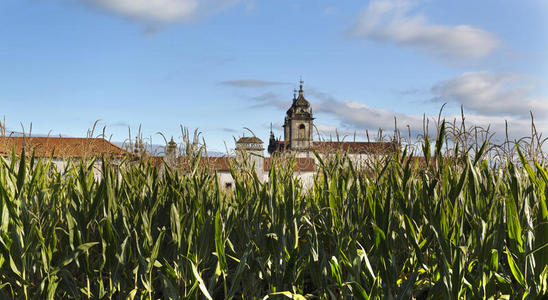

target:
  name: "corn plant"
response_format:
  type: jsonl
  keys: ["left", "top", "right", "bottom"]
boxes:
{"left": 0, "top": 124, "right": 547, "bottom": 299}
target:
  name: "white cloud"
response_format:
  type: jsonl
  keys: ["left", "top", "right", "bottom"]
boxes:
{"left": 432, "top": 71, "right": 548, "bottom": 118}
{"left": 314, "top": 98, "right": 541, "bottom": 141}
{"left": 83, "top": 0, "right": 239, "bottom": 23}
{"left": 304, "top": 85, "right": 545, "bottom": 141}
{"left": 221, "top": 79, "right": 288, "bottom": 88}
{"left": 316, "top": 100, "right": 423, "bottom": 131}
{"left": 247, "top": 79, "right": 547, "bottom": 141}
{"left": 350, "top": 0, "right": 499, "bottom": 60}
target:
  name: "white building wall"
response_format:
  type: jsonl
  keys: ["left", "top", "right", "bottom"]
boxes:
{"left": 293, "top": 171, "right": 315, "bottom": 189}
{"left": 217, "top": 171, "right": 235, "bottom": 190}
{"left": 3, "top": 157, "right": 122, "bottom": 181}
{"left": 295, "top": 152, "right": 391, "bottom": 169}
{"left": 216, "top": 169, "right": 316, "bottom": 190}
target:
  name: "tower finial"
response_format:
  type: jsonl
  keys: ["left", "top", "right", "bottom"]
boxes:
{"left": 299, "top": 77, "right": 304, "bottom": 96}
{"left": 293, "top": 88, "right": 297, "bottom": 100}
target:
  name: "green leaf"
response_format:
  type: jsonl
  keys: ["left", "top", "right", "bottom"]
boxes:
{"left": 268, "top": 291, "right": 307, "bottom": 300}
{"left": 350, "top": 281, "right": 370, "bottom": 300}
{"left": 77, "top": 242, "right": 99, "bottom": 252}
{"left": 59, "top": 242, "right": 99, "bottom": 268}
{"left": 227, "top": 249, "right": 250, "bottom": 298}
{"left": 489, "top": 249, "right": 499, "bottom": 272}
{"left": 15, "top": 148, "right": 25, "bottom": 198}
{"left": 473, "top": 140, "right": 488, "bottom": 165}
{"left": 357, "top": 244, "right": 376, "bottom": 280}
{"left": 148, "top": 231, "right": 164, "bottom": 273}
{"left": 517, "top": 147, "right": 536, "bottom": 184}
{"left": 328, "top": 176, "right": 341, "bottom": 228}
{"left": 534, "top": 163, "right": 548, "bottom": 274}
{"left": 505, "top": 194, "right": 523, "bottom": 254}
{"left": 329, "top": 256, "right": 342, "bottom": 285}
{"left": 191, "top": 262, "right": 213, "bottom": 300}
{"left": 9, "top": 254, "right": 21, "bottom": 277}
{"left": 46, "top": 277, "right": 59, "bottom": 300}
{"left": 214, "top": 210, "right": 227, "bottom": 275}
{"left": 434, "top": 120, "right": 446, "bottom": 158}
{"left": 372, "top": 224, "right": 386, "bottom": 249}
{"left": 506, "top": 247, "right": 525, "bottom": 286}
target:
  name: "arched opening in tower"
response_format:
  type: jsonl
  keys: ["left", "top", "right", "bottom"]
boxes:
{"left": 298, "top": 124, "right": 306, "bottom": 139}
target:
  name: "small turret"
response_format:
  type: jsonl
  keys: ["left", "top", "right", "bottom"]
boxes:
{"left": 269, "top": 123, "right": 275, "bottom": 143}
{"left": 235, "top": 135, "right": 264, "bottom": 179}
{"left": 268, "top": 123, "right": 278, "bottom": 155}
{"left": 235, "top": 136, "right": 264, "bottom": 155}
{"left": 165, "top": 137, "right": 178, "bottom": 168}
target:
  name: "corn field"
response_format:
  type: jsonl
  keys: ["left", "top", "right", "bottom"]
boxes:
{"left": 0, "top": 126, "right": 548, "bottom": 299}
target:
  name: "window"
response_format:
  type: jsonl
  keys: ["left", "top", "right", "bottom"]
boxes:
{"left": 298, "top": 124, "right": 306, "bottom": 139}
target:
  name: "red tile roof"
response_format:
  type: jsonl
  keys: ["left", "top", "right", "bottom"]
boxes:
{"left": 269, "top": 140, "right": 399, "bottom": 155}
{"left": 148, "top": 155, "right": 315, "bottom": 172}
{"left": 197, "top": 156, "right": 315, "bottom": 172}
{"left": 146, "top": 156, "right": 233, "bottom": 171}
{"left": 206, "top": 157, "right": 231, "bottom": 171}
{"left": 154, "top": 156, "right": 232, "bottom": 171}
{"left": 236, "top": 136, "right": 263, "bottom": 144}
{"left": 264, "top": 157, "right": 315, "bottom": 172}
{"left": 0, "top": 137, "right": 129, "bottom": 158}
{"left": 312, "top": 141, "right": 398, "bottom": 154}
{"left": 145, "top": 156, "right": 164, "bottom": 167}
{"left": 403, "top": 156, "right": 438, "bottom": 167}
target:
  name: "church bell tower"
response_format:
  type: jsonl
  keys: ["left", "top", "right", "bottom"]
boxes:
{"left": 283, "top": 80, "right": 314, "bottom": 151}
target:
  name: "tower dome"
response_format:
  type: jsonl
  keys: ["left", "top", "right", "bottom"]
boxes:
{"left": 286, "top": 80, "right": 312, "bottom": 118}
{"left": 235, "top": 136, "right": 264, "bottom": 152}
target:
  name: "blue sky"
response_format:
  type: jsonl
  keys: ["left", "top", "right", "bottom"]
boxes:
{"left": 1, "top": 0, "right": 547, "bottom": 153}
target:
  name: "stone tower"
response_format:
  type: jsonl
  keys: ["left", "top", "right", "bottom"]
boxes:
{"left": 283, "top": 80, "right": 314, "bottom": 151}
{"left": 235, "top": 136, "right": 264, "bottom": 178}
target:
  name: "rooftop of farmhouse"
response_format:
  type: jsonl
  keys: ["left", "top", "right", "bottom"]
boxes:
{"left": 0, "top": 137, "right": 127, "bottom": 158}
